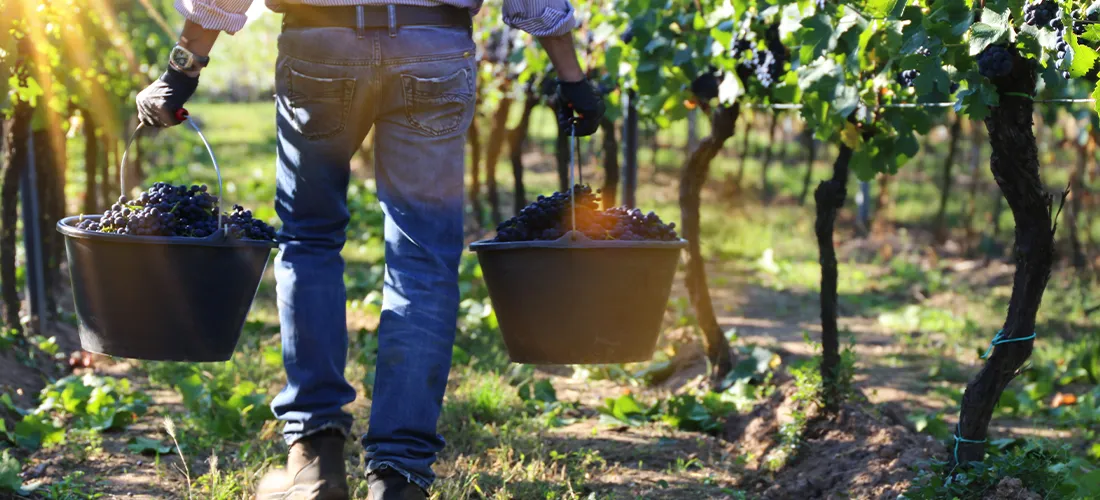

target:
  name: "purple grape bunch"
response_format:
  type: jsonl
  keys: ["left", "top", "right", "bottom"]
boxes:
{"left": 493, "top": 184, "right": 679, "bottom": 242}
{"left": 76, "top": 182, "right": 276, "bottom": 241}
{"left": 977, "top": 46, "right": 1014, "bottom": 79}
{"left": 1023, "top": 0, "right": 1059, "bottom": 28}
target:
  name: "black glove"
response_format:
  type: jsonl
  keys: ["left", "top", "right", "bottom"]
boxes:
{"left": 136, "top": 67, "right": 199, "bottom": 128}
{"left": 556, "top": 79, "right": 605, "bottom": 137}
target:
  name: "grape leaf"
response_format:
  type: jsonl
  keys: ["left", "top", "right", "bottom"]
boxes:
{"left": 913, "top": 57, "right": 951, "bottom": 95}
{"left": 1091, "top": 84, "right": 1100, "bottom": 116}
{"left": 859, "top": 0, "right": 903, "bottom": 19}
{"left": 833, "top": 82, "right": 860, "bottom": 119}
{"left": 840, "top": 122, "right": 862, "bottom": 149}
{"left": 969, "top": 22, "right": 1009, "bottom": 56}
{"left": 799, "top": 14, "right": 835, "bottom": 62}
{"left": 955, "top": 83, "right": 998, "bottom": 122}
{"left": 1069, "top": 34, "right": 1099, "bottom": 78}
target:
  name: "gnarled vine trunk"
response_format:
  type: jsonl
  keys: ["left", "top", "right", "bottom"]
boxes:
{"left": 600, "top": 117, "right": 619, "bottom": 208}
{"left": 484, "top": 93, "right": 513, "bottom": 226}
{"left": 555, "top": 121, "right": 570, "bottom": 192}
{"left": 934, "top": 117, "right": 963, "bottom": 244}
{"left": 508, "top": 85, "right": 537, "bottom": 214}
{"left": 759, "top": 111, "right": 779, "bottom": 202}
{"left": 956, "top": 52, "right": 1052, "bottom": 465}
{"left": 734, "top": 115, "right": 752, "bottom": 188}
{"left": 798, "top": 129, "right": 817, "bottom": 205}
{"left": 1067, "top": 144, "right": 1088, "bottom": 271}
{"left": 815, "top": 144, "right": 853, "bottom": 412}
{"left": 83, "top": 110, "right": 99, "bottom": 215}
{"left": 680, "top": 104, "right": 738, "bottom": 389}
{"left": 2, "top": 100, "right": 31, "bottom": 333}
{"left": 467, "top": 117, "right": 483, "bottom": 227}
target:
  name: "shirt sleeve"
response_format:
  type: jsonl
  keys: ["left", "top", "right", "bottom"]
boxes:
{"left": 502, "top": 0, "right": 577, "bottom": 37}
{"left": 174, "top": 0, "right": 254, "bottom": 34}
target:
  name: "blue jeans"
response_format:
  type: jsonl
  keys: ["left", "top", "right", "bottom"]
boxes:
{"left": 268, "top": 23, "right": 476, "bottom": 490}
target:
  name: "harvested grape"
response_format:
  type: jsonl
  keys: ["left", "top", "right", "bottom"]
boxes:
{"left": 493, "top": 184, "right": 679, "bottom": 242}
{"left": 75, "top": 182, "right": 277, "bottom": 241}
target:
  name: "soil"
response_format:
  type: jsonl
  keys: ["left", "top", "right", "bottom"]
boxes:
{"left": 724, "top": 383, "right": 941, "bottom": 500}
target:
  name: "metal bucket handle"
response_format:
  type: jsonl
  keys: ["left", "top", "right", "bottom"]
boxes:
{"left": 118, "top": 108, "right": 226, "bottom": 235}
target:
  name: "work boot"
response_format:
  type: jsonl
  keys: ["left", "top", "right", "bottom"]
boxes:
{"left": 367, "top": 467, "right": 428, "bottom": 500}
{"left": 255, "top": 430, "right": 349, "bottom": 500}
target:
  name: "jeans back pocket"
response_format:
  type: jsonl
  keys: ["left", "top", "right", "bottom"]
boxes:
{"left": 284, "top": 67, "right": 355, "bottom": 140}
{"left": 400, "top": 69, "right": 474, "bottom": 137}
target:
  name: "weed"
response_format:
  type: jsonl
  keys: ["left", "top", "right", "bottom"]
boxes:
{"left": 902, "top": 440, "right": 1100, "bottom": 499}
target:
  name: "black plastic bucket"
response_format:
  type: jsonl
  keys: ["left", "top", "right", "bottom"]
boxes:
{"left": 58, "top": 217, "right": 275, "bottom": 361}
{"left": 55, "top": 114, "right": 277, "bottom": 362}
{"left": 470, "top": 232, "right": 686, "bottom": 364}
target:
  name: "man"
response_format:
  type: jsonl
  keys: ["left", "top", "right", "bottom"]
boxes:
{"left": 135, "top": 1, "right": 604, "bottom": 499}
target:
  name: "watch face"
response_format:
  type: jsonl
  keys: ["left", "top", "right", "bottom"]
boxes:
{"left": 171, "top": 46, "right": 192, "bottom": 69}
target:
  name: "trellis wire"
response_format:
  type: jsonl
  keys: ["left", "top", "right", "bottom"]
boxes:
{"left": 746, "top": 97, "right": 1098, "bottom": 111}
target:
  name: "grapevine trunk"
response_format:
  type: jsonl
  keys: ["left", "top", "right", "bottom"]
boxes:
{"left": 956, "top": 53, "right": 1052, "bottom": 465}
{"left": 934, "top": 117, "right": 963, "bottom": 244}
{"left": 82, "top": 110, "right": 98, "bottom": 215}
{"left": 760, "top": 111, "right": 779, "bottom": 202}
{"left": 600, "top": 117, "right": 619, "bottom": 208}
{"left": 508, "top": 85, "right": 537, "bottom": 214}
{"left": 467, "top": 117, "right": 483, "bottom": 227}
{"left": 1068, "top": 144, "right": 1087, "bottom": 271}
{"left": 1, "top": 100, "right": 30, "bottom": 333}
{"left": 815, "top": 144, "right": 853, "bottom": 412}
{"left": 680, "top": 104, "right": 738, "bottom": 389}
{"left": 484, "top": 94, "right": 512, "bottom": 226}
{"left": 798, "top": 129, "right": 816, "bottom": 206}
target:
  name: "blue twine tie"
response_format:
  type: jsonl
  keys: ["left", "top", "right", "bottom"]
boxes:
{"left": 953, "top": 423, "right": 986, "bottom": 465}
{"left": 980, "top": 329, "right": 1037, "bottom": 359}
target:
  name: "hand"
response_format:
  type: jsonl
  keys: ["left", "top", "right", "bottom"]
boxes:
{"left": 556, "top": 79, "right": 605, "bottom": 137}
{"left": 136, "top": 67, "right": 199, "bottom": 128}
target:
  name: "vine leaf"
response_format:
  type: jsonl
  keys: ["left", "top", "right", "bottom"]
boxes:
{"left": 1069, "top": 33, "right": 1099, "bottom": 78}
{"left": 969, "top": 7, "right": 1011, "bottom": 56}
{"left": 799, "top": 14, "right": 836, "bottom": 62}
{"left": 859, "top": 0, "right": 903, "bottom": 19}
{"left": 840, "top": 122, "right": 862, "bottom": 149}
{"left": 913, "top": 57, "right": 951, "bottom": 95}
{"left": 1091, "top": 84, "right": 1100, "bottom": 116}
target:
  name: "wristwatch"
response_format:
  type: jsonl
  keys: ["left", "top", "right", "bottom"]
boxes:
{"left": 168, "top": 43, "right": 210, "bottom": 73}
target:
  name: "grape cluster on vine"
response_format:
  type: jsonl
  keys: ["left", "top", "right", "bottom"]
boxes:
{"left": 493, "top": 185, "right": 678, "bottom": 242}
{"left": 977, "top": 45, "right": 1014, "bottom": 79}
{"left": 76, "top": 182, "right": 276, "bottom": 241}
{"left": 896, "top": 69, "right": 919, "bottom": 88}
{"left": 690, "top": 68, "right": 720, "bottom": 101}
{"left": 1024, "top": 0, "right": 1059, "bottom": 28}
{"left": 731, "top": 24, "right": 787, "bottom": 88}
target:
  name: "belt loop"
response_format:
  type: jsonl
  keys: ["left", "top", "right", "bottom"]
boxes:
{"left": 356, "top": 5, "right": 366, "bottom": 39}
{"left": 387, "top": 4, "right": 397, "bottom": 38}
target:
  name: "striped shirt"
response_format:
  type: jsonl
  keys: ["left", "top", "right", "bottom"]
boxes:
{"left": 175, "top": 0, "right": 576, "bottom": 37}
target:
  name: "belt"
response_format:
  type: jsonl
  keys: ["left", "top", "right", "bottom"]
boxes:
{"left": 281, "top": 4, "right": 472, "bottom": 30}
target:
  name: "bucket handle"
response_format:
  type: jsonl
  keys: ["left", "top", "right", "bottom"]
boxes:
{"left": 119, "top": 108, "right": 227, "bottom": 235}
